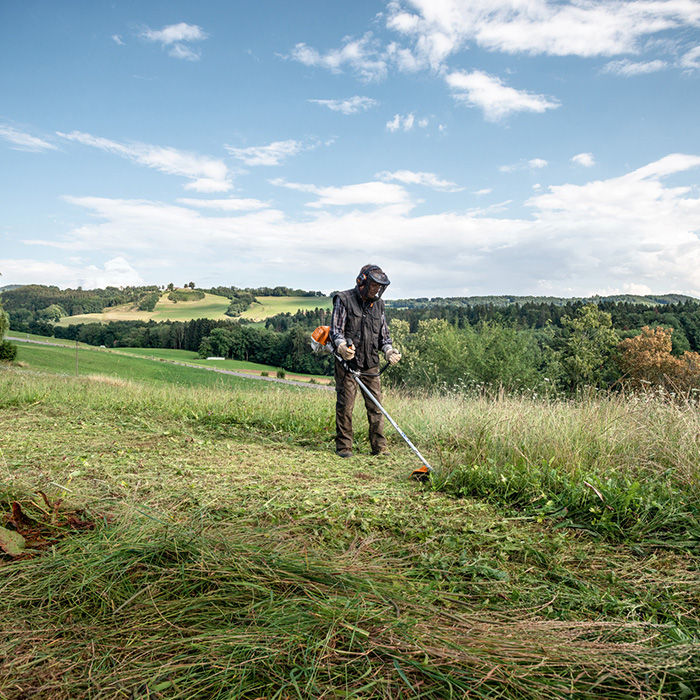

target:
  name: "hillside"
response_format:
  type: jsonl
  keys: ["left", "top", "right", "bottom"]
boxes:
{"left": 240, "top": 295, "right": 333, "bottom": 321}
{"left": 0, "top": 348, "right": 698, "bottom": 697}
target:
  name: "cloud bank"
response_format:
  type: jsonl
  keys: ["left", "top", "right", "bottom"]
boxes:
{"left": 12, "top": 153, "right": 699, "bottom": 297}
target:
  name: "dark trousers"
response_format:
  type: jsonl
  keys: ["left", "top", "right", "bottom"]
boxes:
{"left": 335, "top": 361, "right": 387, "bottom": 454}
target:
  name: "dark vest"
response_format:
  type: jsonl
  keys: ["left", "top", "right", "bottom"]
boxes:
{"left": 334, "top": 288, "right": 384, "bottom": 369}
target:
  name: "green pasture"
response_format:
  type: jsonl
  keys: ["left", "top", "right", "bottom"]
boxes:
{"left": 6, "top": 331, "right": 92, "bottom": 348}
{"left": 0, "top": 365, "right": 697, "bottom": 698}
{"left": 54, "top": 292, "right": 332, "bottom": 325}
{"left": 115, "top": 346, "right": 331, "bottom": 381}
{"left": 56, "top": 291, "right": 232, "bottom": 325}
{"left": 240, "top": 295, "right": 332, "bottom": 320}
{"left": 12, "top": 342, "right": 276, "bottom": 391}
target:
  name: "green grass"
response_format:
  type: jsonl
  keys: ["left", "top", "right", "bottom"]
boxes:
{"left": 56, "top": 291, "right": 232, "bottom": 325}
{"left": 115, "top": 346, "right": 331, "bottom": 381}
{"left": 0, "top": 362, "right": 698, "bottom": 697}
{"left": 13, "top": 343, "right": 279, "bottom": 391}
{"left": 6, "top": 330, "right": 93, "bottom": 347}
{"left": 240, "top": 295, "right": 332, "bottom": 321}
{"left": 55, "top": 292, "right": 332, "bottom": 325}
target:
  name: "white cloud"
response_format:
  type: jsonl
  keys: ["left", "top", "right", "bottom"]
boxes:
{"left": 20, "top": 154, "right": 700, "bottom": 298}
{"left": 572, "top": 152, "right": 595, "bottom": 167}
{"left": 386, "top": 113, "right": 417, "bottom": 132}
{"left": 500, "top": 158, "right": 549, "bottom": 173}
{"left": 0, "top": 256, "right": 142, "bottom": 289}
{"left": 141, "top": 22, "right": 208, "bottom": 61}
{"left": 168, "top": 43, "right": 201, "bottom": 61}
{"left": 680, "top": 45, "right": 700, "bottom": 70}
{"left": 56, "top": 130, "right": 231, "bottom": 191}
{"left": 473, "top": 188, "right": 492, "bottom": 196}
{"left": 289, "top": 33, "right": 388, "bottom": 81}
{"left": 446, "top": 70, "right": 560, "bottom": 121}
{"left": 177, "top": 197, "right": 268, "bottom": 211}
{"left": 387, "top": 0, "right": 700, "bottom": 63}
{"left": 142, "top": 22, "right": 207, "bottom": 44}
{"left": 603, "top": 58, "right": 668, "bottom": 76}
{"left": 376, "top": 169, "right": 462, "bottom": 191}
{"left": 270, "top": 178, "right": 410, "bottom": 208}
{"left": 112, "top": 34, "right": 125, "bottom": 46}
{"left": 225, "top": 139, "right": 305, "bottom": 166}
{"left": 0, "top": 125, "right": 57, "bottom": 152}
{"left": 308, "top": 96, "right": 378, "bottom": 114}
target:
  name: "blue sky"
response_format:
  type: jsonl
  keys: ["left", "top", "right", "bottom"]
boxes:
{"left": 1, "top": 0, "right": 699, "bottom": 298}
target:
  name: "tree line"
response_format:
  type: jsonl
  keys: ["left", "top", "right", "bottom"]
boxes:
{"left": 384, "top": 305, "right": 700, "bottom": 395}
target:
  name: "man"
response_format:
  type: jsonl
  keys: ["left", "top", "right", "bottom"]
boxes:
{"left": 330, "top": 264, "right": 401, "bottom": 458}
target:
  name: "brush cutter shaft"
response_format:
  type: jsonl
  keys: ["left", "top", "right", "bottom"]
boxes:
{"left": 351, "top": 374, "right": 433, "bottom": 473}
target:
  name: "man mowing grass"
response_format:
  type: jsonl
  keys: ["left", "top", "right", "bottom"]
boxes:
{"left": 330, "top": 264, "right": 401, "bottom": 458}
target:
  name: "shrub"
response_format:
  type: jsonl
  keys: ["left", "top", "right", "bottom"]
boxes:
{"left": 276, "top": 369, "right": 286, "bottom": 379}
{"left": 260, "top": 371, "right": 268, "bottom": 377}
{"left": 618, "top": 325, "right": 700, "bottom": 392}
{"left": 0, "top": 340, "right": 17, "bottom": 362}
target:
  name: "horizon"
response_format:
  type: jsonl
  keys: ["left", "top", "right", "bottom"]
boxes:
{"left": 2, "top": 1, "right": 699, "bottom": 298}
{"left": 2, "top": 281, "right": 698, "bottom": 304}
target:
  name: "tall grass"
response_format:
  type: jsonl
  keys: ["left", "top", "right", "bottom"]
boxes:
{"left": 1, "top": 367, "right": 698, "bottom": 544}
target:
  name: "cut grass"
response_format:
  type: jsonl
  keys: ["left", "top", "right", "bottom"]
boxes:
{"left": 1, "top": 368, "right": 698, "bottom": 698}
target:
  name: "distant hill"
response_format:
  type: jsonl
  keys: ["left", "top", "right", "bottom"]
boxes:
{"left": 0, "top": 284, "right": 23, "bottom": 292}
{"left": 386, "top": 293, "right": 699, "bottom": 309}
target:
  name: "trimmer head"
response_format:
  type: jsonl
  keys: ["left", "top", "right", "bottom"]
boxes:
{"left": 411, "top": 465, "right": 431, "bottom": 482}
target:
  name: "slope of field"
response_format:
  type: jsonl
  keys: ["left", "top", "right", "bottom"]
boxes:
{"left": 11, "top": 341, "right": 331, "bottom": 387}
{"left": 115, "top": 346, "right": 332, "bottom": 383}
{"left": 240, "top": 295, "right": 332, "bottom": 321}
{"left": 56, "top": 291, "right": 232, "bottom": 325}
{"left": 0, "top": 359, "right": 697, "bottom": 697}
{"left": 54, "top": 292, "right": 332, "bottom": 325}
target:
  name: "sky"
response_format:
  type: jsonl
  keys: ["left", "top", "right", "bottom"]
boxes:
{"left": 1, "top": 0, "right": 700, "bottom": 299}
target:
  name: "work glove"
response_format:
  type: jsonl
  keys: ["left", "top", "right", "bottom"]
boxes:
{"left": 337, "top": 341, "right": 356, "bottom": 361}
{"left": 385, "top": 348, "right": 401, "bottom": 365}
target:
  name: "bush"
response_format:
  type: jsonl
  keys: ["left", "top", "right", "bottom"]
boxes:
{"left": 276, "top": 369, "right": 286, "bottom": 379}
{"left": 260, "top": 371, "right": 268, "bottom": 377}
{"left": 618, "top": 325, "right": 700, "bottom": 392}
{"left": 0, "top": 340, "right": 17, "bottom": 362}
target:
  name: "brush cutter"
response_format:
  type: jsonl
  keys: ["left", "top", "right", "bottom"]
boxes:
{"left": 311, "top": 325, "right": 433, "bottom": 481}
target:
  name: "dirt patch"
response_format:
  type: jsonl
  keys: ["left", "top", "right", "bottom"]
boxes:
{"left": 0, "top": 492, "right": 97, "bottom": 559}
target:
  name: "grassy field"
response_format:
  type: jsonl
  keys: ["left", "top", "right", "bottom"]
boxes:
{"left": 240, "top": 295, "right": 332, "bottom": 321}
{"left": 115, "top": 346, "right": 332, "bottom": 383}
{"left": 11, "top": 343, "right": 287, "bottom": 391}
{"left": 0, "top": 352, "right": 698, "bottom": 697}
{"left": 56, "top": 291, "right": 232, "bottom": 325}
{"left": 6, "top": 330, "right": 94, "bottom": 348}
{"left": 55, "top": 292, "right": 332, "bottom": 325}
{"left": 7, "top": 336, "right": 331, "bottom": 383}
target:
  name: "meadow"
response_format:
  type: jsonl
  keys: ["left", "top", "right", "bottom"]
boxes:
{"left": 114, "top": 346, "right": 332, "bottom": 383}
{"left": 57, "top": 291, "right": 232, "bottom": 325}
{"left": 56, "top": 292, "right": 332, "bottom": 325}
{"left": 239, "top": 295, "right": 332, "bottom": 321}
{"left": 0, "top": 344, "right": 698, "bottom": 698}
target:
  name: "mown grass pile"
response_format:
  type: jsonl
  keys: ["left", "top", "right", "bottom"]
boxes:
{"left": 1, "top": 363, "right": 699, "bottom": 697}
{"left": 2, "top": 516, "right": 695, "bottom": 699}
